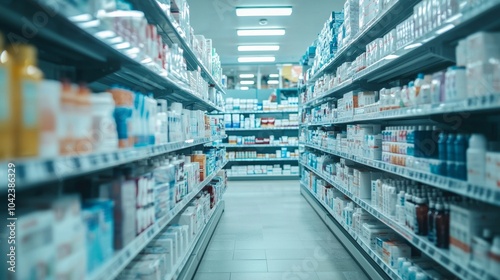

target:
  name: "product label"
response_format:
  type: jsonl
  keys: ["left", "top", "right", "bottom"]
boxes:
{"left": 0, "top": 67, "right": 9, "bottom": 120}
{"left": 22, "top": 81, "right": 38, "bottom": 127}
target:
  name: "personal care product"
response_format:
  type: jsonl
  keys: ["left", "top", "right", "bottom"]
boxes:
{"left": 471, "top": 228, "right": 493, "bottom": 270}
{"left": 467, "top": 134, "right": 487, "bottom": 185}
{"left": 488, "top": 236, "right": 500, "bottom": 276}
{"left": 8, "top": 44, "right": 43, "bottom": 157}
{"left": 0, "top": 32, "right": 12, "bottom": 159}
{"left": 38, "top": 80, "right": 61, "bottom": 157}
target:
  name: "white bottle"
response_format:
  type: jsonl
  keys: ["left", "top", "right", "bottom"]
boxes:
{"left": 472, "top": 228, "right": 493, "bottom": 270}
{"left": 467, "top": 134, "right": 487, "bottom": 185}
{"left": 488, "top": 235, "right": 500, "bottom": 276}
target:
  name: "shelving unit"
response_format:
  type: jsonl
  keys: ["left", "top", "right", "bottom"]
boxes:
{"left": 300, "top": 182, "right": 398, "bottom": 280}
{"left": 87, "top": 160, "right": 228, "bottom": 280}
{"left": 299, "top": 160, "right": 492, "bottom": 280}
{"left": 228, "top": 158, "right": 299, "bottom": 162}
{"left": 0, "top": 1, "right": 230, "bottom": 279}
{"left": 225, "top": 127, "right": 299, "bottom": 131}
{"left": 219, "top": 144, "right": 299, "bottom": 148}
{"left": 0, "top": 0, "right": 225, "bottom": 111}
{"left": 221, "top": 110, "right": 298, "bottom": 114}
{"left": 299, "top": 1, "right": 500, "bottom": 279}
{"left": 1, "top": 135, "right": 225, "bottom": 190}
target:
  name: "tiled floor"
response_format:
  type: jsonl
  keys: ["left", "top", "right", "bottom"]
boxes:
{"left": 192, "top": 180, "right": 370, "bottom": 280}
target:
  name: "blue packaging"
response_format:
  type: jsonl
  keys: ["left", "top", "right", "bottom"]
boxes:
{"left": 84, "top": 199, "right": 115, "bottom": 262}
{"left": 82, "top": 207, "right": 102, "bottom": 273}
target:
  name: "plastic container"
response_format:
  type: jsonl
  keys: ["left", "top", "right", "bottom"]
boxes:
{"left": 0, "top": 32, "right": 13, "bottom": 159}
{"left": 467, "top": 134, "right": 487, "bottom": 185}
{"left": 8, "top": 44, "right": 43, "bottom": 157}
{"left": 90, "top": 92, "right": 118, "bottom": 152}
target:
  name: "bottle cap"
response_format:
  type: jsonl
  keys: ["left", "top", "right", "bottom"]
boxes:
{"left": 469, "top": 134, "right": 487, "bottom": 150}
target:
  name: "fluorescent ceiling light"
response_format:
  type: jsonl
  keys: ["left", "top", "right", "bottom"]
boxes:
{"left": 77, "top": 20, "right": 100, "bottom": 29}
{"left": 240, "top": 80, "right": 255, "bottom": 85}
{"left": 238, "top": 45, "right": 280, "bottom": 51}
{"left": 268, "top": 80, "right": 279, "bottom": 84}
{"left": 239, "top": 74, "right": 255, "bottom": 78}
{"left": 269, "top": 74, "right": 279, "bottom": 78}
{"left": 237, "top": 29, "right": 285, "bottom": 36}
{"left": 240, "top": 86, "right": 250, "bottom": 90}
{"left": 236, "top": 7, "right": 292, "bottom": 17}
{"left": 238, "top": 56, "right": 276, "bottom": 63}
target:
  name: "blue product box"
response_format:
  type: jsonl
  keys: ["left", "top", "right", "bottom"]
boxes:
{"left": 84, "top": 199, "right": 115, "bottom": 262}
{"left": 82, "top": 207, "right": 101, "bottom": 273}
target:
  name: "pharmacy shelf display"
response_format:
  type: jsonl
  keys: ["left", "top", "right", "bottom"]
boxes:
{"left": 88, "top": 160, "right": 228, "bottom": 280}
{"left": 300, "top": 182, "right": 400, "bottom": 280}
{"left": 302, "top": 1, "right": 500, "bottom": 108}
{"left": 301, "top": 142, "right": 500, "bottom": 207}
{"left": 225, "top": 127, "right": 300, "bottom": 131}
{"left": 299, "top": 160, "right": 493, "bottom": 280}
{"left": 130, "top": 0, "right": 226, "bottom": 93}
{"left": 228, "top": 158, "right": 299, "bottom": 162}
{"left": 0, "top": 0, "right": 225, "bottom": 111}
{"left": 219, "top": 144, "right": 299, "bottom": 148}
{"left": 299, "top": 1, "right": 500, "bottom": 279}
{"left": 222, "top": 110, "right": 299, "bottom": 114}
{"left": 0, "top": 135, "right": 225, "bottom": 190}
{"left": 228, "top": 174, "right": 299, "bottom": 180}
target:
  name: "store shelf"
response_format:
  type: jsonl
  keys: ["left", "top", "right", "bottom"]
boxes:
{"left": 225, "top": 127, "right": 299, "bottom": 131}
{"left": 228, "top": 158, "right": 299, "bottom": 162}
{"left": 220, "top": 144, "right": 299, "bottom": 148}
{"left": 0, "top": 135, "right": 225, "bottom": 190}
{"left": 228, "top": 174, "right": 299, "bottom": 180}
{"left": 0, "top": 0, "right": 223, "bottom": 111}
{"left": 299, "top": 162, "right": 491, "bottom": 280}
{"left": 308, "top": 0, "right": 420, "bottom": 83}
{"left": 303, "top": 94, "right": 500, "bottom": 126}
{"left": 217, "top": 109, "right": 298, "bottom": 114}
{"left": 164, "top": 200, "right": 225, "bottom": 280}
{"left": 301, "top": 142, "right": 500, "bottom": 206}
{"left": 130, "top": 0, "right": 226, "bottom": 94}
{"left": 176, "top": 199, "right": 225, "bottom": 280}
{"left": 87, "top": 160, "right": 228, "bottom": 280}
{"left": 300, "top": 183, "right": 395, "bottom": 280}
{"left": 303, "top": 1, "right": 500, "bottom": 107}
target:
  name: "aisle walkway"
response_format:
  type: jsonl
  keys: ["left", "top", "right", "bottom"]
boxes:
{"left": 193, "top": 180, "right": 369, "bottom": 280}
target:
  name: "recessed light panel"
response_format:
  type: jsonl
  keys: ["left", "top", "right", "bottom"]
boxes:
{"left": 238, "top": 45, "right": 280, "bottom": 51}
{"left": 236, "top": 7, "right": 292, "bottom": 17}
{"left": 237, "top": 29, "right": 285, "bottom": 36}
{"left": 238, "top": 57, "right": 276, "bottom": 63}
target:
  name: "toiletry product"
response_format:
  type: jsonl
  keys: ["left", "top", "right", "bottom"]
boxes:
{"left": 38, "top": 80, "right": 61, "bottom": 157}
{"left": 467, "top": 134, "right": 487, "bottom": 185}
{"left": 471, "top": 228, "right": 493, "bottom": 270}
{"left": 0, "top": 32, "right": 12, "bottom": 159}
{"left": 8, "top": 44, "right": 43, "bottom": 157}
{"left": 489, "top": 236, "right": 500, "bottom": 275}
{"left": 427, "top": 200, "right": 436, "bottom": 243}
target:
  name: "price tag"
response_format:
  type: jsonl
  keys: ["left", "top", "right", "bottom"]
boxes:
{"left": 102, "top": 153, "right": 110, "bottom": 165}
{"left": 22, "top": 161, "right": 41, "bottom": 183}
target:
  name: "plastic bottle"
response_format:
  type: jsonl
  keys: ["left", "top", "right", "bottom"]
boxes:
{"left": 7, "top": 44, "right": 43, "bottom": 157}
{"left": 75, "top": 84, "right": 92, "bottom": 154}
{"left": 407, "top": 266, "right": 419, "bottom": 280}
{"left": 38, "top": 80, "right": 61, "bottom": 157}
{"left": 401, "top": 261, "right": 412, "bottom": 279}
{"left": 467, "top": 134, "right": 487, "bottom": 185}
{"left": 408, "top": 81, "right": 417, "bottom": 107}
{"left": 90, "top": 92, "right": 118, "bottom": 152}
{"left": 415, "top": 272, "right": 427, "bottom": 280}
{"left": 454, "top": 133, "right": 467, "bottom": 180}
{"left": 434, "top": 201, "right": 444, "bottom": 247}
{"left": 415, "top": 196, "right": 429, "bottom": 236}
{"left": 414, "top": 73, "right": 425, "bottom": 99}
{"left": 472, "top": 228, "right": 493, "bottom": 270}
{"left": 110, "top": 87, "right": 134, "bottom": 148}
{"left": 438, "top": 132, "right": 448, "bottom": 176}
{"left": 405, "top": 191, "right": 414, "bottom": 230}
{"left": 418, "top": 74, "right": 433, "bottom": 105}
{"left": 488, "top": 236, "right": 500, "bottom": 276}
{"left": 427, "top": 200, "right": 436, "bottom": 243}
{"left": 156, "top": 100, "right": 168, "bottom": 144}
{"left": 446, "top": 133, "right": 456, "bottom": 178}
{"left": 0, "top": 32, "right": 13, "bottom": 159}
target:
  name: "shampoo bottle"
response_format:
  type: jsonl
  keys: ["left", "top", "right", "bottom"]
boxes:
{"left": 7, "top": 44, "right": 43, "bottom": 157}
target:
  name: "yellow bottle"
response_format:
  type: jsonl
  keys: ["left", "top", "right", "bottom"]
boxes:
{"left": 7, "top": 44, "right": 43, "bottom": 158}
{"left": 0, "top": 32, "right": 13, "bottom": 159}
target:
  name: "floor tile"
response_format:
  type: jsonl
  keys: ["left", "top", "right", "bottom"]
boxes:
{"left": 265, "top": 249, "right": 308, "bottom": 260}
{"left": 193, "top": 272, "right": 231, "bottom": 280}
{"left": 231, "top": 272, "right": 319, "bottom": 280}
{"left": 193, "top": 181, "right": 368, "bottom": 280}
{"left": 207, "top": 240, "right": 235, "bottom": 250}
{"left": 202, "top": 250, "right": 234, "bottom": 260}
{"left": 197, "top": 260, "right": 268, "bottom": 273}
{"left": 233, "top": 249, "right": 266, "bottom": 260}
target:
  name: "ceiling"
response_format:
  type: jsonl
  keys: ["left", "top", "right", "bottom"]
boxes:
{"left": 188, "top": 0, "right": 344, "bottom": 76}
